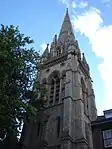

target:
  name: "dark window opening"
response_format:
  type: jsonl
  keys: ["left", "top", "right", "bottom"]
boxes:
{"left": 57, "top": 116, "right": 60, "bottom": 137}
{"left": 50, "top": 79, "right": 54, "bottom": 102}
{"left": 37, "top": 122, "right": 41, "bottom": 137}
{"left": 49, "top": 73, "right": 60, "bottom": 104}
{"left": 57, "top": 49, "right": 61, "bottom": 56}
{"left": 55, "top": 78, "right": 60, "bottom": 102}
{"left": 43, "top": 121, "right": 48, "bottom": 139}
{"left": 62, "top": 73, "right": 66, "bottom": 99}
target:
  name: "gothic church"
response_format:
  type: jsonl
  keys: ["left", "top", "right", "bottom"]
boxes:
{"left": 21, "top": 9, "right": 97, "bottom": 149}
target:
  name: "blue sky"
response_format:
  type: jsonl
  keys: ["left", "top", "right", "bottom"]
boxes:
{"left": 0, "top": 0, "right": 112, "bottom": 115}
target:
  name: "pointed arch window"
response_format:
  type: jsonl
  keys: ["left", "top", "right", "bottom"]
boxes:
{"left": 62, "top": 73, "right": 66, "bottom": 99}
{"left": 49, "top": 72, "right": 60, "bottom": 104}
{"left": 55, "top": 77, "right": 60, "bottom": 101}
{"left": 56, "top": 116, "right": 60, "bottom": 137}
{"left": 50, "top": 79, "right": 55, "bottom": 103}
{"left": 57, "top": 47, "right": 61, "bottom": 56}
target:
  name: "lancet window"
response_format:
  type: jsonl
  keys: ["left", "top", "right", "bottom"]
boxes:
{"left": 49, "top": 72, "right": 60, "bottom": 104}
{"left": 62, "top": 72, "right": 66, "bottom": 99}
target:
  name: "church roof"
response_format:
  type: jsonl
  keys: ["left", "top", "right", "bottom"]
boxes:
{"left": 58, "top": 8, "right": 75, "bottom": 44}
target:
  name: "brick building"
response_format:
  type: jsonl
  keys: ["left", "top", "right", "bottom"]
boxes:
{"left": 92, "top": 109, "right": 112, "bottom": 149}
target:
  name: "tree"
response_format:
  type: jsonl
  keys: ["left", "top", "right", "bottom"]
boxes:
{"left": 0, "top": 25, "right": 46, "bottom": 143}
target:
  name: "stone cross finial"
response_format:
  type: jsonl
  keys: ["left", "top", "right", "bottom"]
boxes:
{"left": 66, "top": 8, "right": 68, "bottom": 13}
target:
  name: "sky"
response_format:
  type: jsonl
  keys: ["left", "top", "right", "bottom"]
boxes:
{"left": 0, "top": 0, "right": 112, "bottom": 115}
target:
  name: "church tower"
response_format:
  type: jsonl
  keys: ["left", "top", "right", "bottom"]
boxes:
{"left": 22, "top": 9, "right": 97, "bottom": 149}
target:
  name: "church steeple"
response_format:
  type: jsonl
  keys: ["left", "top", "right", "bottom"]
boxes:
{"left": 22, "top": 8, "right": 97, "bottom": 149}
{"left": 42, "top": 9, "right": 79, "bottom": 58}
{"left": 58, "top": 8, "right": 75, "bottom": 44}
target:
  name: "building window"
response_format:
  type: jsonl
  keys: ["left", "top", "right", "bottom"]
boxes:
{"left": 57, "top": 47, "right": 61, "bottom": 56}
{"left": 55, "top": 78, "right": 60, "bottom": 102}
{"left": 49, "top": 73, "right": 60, "bottom": 104}
{"left": 102, "top": 129, "right": 112, "bottom": 148}
{"left": 56, "top": 116, "right": 60, "bottom": 137}
{"left": 57, "top": 50, "right": 59, "bottom": 56}
{"left": 50, "top": 79, "right": 54, "bottom": 103}
{"left": 37, "top": 122, "right": 41, "bottom": 137}
{"left": 62, "top": 73, "right": 66, "bottom": 99}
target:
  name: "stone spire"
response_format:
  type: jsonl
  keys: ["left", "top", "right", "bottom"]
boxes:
{"left": 50, "top": 35, "right": 57, "bottom": 57}
{"left": 42, "top": 44, "right": 49, "bottom": 58}
{"left": 82, "top": 53, "right": 87, "bottom": 64}
{"left": 58, "top": 8, "right": 75, "bottom": 44}
{"left": 82, "top": 53, "right": 90, "bottom": 71}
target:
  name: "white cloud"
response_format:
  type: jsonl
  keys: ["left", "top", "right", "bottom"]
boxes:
{"left": 103, "top": 0, "right": 111, "bottom": 2}
{"left": 60, "top": 0, "right": 88, "bottom": 9}
{"left": 59, "top": 0, "right": 71, "bottom": 7}
{"left": 72, "top": 7, "right": 112, "bottom": 115}
{"left": 73, "top": 8, "right": 103, "bottom": 38}
{"left": 79, "top": 1, "right": 88, "bottom": 8}
{"left": 102, "top": 0, "right": 112, "bottom": 7}
{"left": 40, "top": 43, "right": 47, "bottom": 53}
{"left": 72, "top": 1, "right": 77, "bottom": 8}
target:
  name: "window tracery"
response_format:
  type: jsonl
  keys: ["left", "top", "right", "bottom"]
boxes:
{"left": 49, "top": 72, "right": 60, "bottom": 104}
{"left": 62, "top": 72, "right": 66, "bottom": 99}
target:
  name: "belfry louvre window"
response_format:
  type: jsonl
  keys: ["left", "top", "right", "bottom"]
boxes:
{"left": 56, "top": 116, "right": 60, "bottom": 137}
{"left": 62, "top": 73, "right": 66, "bottom": 99}
{"left": 49, "top": 73, "right": 60, "bottom": 103}
{"left": 57, "top": 47, "right": 61, "bottom": 56}
{"left": 102, "top": 129, "right": 112, "bottom": 148}
{"left": 55, "top": 78, "right": 60, "bottom": 101}
{"left": 50, "top": 79, "right": 54, "bottom": 102}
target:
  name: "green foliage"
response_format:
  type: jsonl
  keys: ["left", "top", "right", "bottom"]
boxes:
{"left": 0, "top": 25, "right": 46, "bottom": 140}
